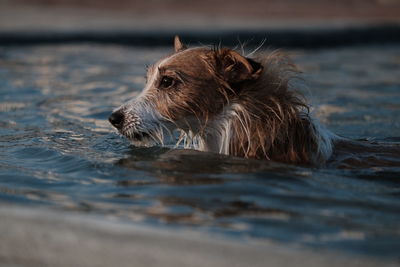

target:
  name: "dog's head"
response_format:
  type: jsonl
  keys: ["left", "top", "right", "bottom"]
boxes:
{"left": 109, "top": 36, "right": 263, "bottom": 146}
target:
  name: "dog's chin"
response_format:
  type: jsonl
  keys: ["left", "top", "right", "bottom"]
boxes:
{"left": 121, "top": 129, "right": 157, "bottom": 147}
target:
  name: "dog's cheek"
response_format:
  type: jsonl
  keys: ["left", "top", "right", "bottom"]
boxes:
{"left": 151, "top": 92, "right": 184, "bottom": 121}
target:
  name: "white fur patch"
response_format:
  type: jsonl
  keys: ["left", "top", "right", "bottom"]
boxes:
{"left": 184, "top": 103, "right": 243, "bottom": 155}
{"left": 308, "top": 115, "right": 337, "bottom": 163}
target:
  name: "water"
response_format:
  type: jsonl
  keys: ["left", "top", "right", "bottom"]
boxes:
{"left": 0, "top": 44, "right": 400, "bottom": 258}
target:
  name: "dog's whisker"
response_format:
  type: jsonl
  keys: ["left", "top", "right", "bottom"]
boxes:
{"left": 246, "top": 38, "right": 267, "bottom": 57}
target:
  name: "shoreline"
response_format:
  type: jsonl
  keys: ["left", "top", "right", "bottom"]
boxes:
{"left": 1, "top": 3, "right": 400, "bottom": 48}
{"left": 1, "top": 23, "right": 400, "bottom": 48}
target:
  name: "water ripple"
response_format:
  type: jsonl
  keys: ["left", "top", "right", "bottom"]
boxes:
{"left": 0, "top": 44, "right": 399, "bottom": 258}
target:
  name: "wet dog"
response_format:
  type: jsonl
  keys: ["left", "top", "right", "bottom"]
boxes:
{"left": 109, "top": 36, "right": 336, "bottom": 165}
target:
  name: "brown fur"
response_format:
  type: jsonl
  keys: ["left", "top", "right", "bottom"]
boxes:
{"left": 151, "top": 43, "right": 320, "bottom": 164}
{"left": 110, "top": 36, "right": 330, "bottom": 165}
{"left": 209, "top": 49, "right": 318, "bottom": 164}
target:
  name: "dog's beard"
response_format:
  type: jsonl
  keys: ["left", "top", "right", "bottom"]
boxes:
{"left": 120, "top": 121, "right": 177, "bottom": 147}
{"left": 120, "top": 127, "right": 155, "bottom": 147}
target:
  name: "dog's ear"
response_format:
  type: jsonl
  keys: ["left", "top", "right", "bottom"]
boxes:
{"left": 174, "top": 35, "right": 187, "bottom": 52}
{"left": 218, "top": 48, "right": 263, "bottom": 84}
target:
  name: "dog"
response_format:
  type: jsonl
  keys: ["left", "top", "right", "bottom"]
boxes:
{"left": 109, "top": 36, "right": 397, "bottom": 166}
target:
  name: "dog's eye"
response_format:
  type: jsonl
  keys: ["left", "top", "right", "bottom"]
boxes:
{"left": 159, "top": 76, "right": 175, "bottom": 89}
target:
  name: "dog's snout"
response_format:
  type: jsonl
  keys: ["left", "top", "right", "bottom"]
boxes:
{"left": 109, "top": 110, "right": 124, "bottom": 129}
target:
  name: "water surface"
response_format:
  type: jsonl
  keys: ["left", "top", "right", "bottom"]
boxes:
{"left": 0, "top": 44, "right": 399, "bottom": 258}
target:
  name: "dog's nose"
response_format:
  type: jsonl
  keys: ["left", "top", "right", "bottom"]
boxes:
{"left": 109, "top": 110, "right": 124, "bottom": 129}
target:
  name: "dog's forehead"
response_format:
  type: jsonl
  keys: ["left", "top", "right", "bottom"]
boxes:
{"left": 157, "top": 47, "right": 210, "bottom": 69}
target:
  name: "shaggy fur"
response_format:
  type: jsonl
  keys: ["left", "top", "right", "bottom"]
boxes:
{"left": 109, "top": 36, "right": 335, "bottom": 165}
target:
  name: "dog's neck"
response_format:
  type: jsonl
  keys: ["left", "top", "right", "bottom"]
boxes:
{"left": 190, "top": 53, "right": 335, "bottom": 165}
{"left": 197, "top": 104, "right": 334, "bottom": 165}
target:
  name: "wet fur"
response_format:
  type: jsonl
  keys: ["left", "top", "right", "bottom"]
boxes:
{"left": 186, "top": 49, "right": 333, "bottom": 164}
{"left": 110, "top": 37, "right": 335, "bottom": 165}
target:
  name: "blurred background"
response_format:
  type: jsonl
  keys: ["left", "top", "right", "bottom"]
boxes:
{"left": 1, "top": 0, "right": 400, "bottom": 45}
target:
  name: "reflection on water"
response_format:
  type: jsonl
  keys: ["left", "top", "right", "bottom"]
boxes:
{"left": 0, "top": 44, "right": 400, "bottom": 258}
